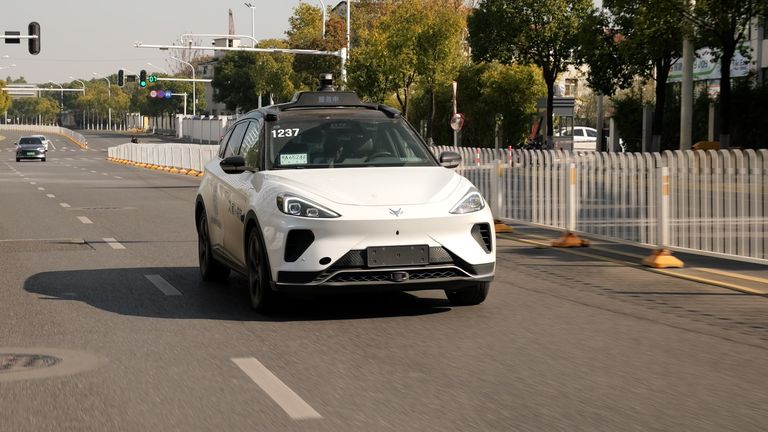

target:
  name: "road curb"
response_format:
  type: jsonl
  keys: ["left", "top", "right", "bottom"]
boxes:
{"left": 107, "top": 158, "right": 202, "bottom": 178}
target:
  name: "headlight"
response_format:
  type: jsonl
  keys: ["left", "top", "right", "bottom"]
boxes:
{"left": 450, "top": 189, "right": 485, "bottom": 214}
{"left": 276, "top": 194, "right": 340, "bottom": 218}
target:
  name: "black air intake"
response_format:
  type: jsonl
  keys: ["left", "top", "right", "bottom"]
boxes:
{"left": 284, "top": 230, "right": 315, "bottom": 262}
{"left": 471, "top": 223, "right": 492, "bottom": 253}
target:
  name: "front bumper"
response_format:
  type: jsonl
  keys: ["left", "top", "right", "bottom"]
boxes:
{"left": 263, "top": 209, "right": 496, "bottom": 292}
{"left": 17, "top": 150, "right": 45, "bottom": 160}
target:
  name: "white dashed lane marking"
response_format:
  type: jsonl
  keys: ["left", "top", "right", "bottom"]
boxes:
{"left": 46, "top": 194, "right": 55, "bottom": 198}
{"left": 114, "top": 176, "right": 122, "bottom": 179}
{"left": 60, "top": 203, "right": 71, "bottom": 208}
{"left": 77, "top": 216, "right": 93, "bottom": 224}
{"left": 103, "top": 237, "right": 126, "bottom": 250}
{"left": 144, "top": 274, "right": 181, "bottom": 296}
{"left": 232, "top": 357, "right": 322, "bottom": 421}
{"left": 37, "top": 187, "right": 45, "bottom": 191}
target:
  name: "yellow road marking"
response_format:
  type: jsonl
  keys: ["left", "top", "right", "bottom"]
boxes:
{"left": 497, "top": 233, "right": 768, "bottom": 296}
{"left": 695, "top": 268, "right": 768, "bottom": 286}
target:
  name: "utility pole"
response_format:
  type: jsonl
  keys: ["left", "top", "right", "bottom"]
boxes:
{"left": 679, "top": 0, "right": 694, "bottom": 150}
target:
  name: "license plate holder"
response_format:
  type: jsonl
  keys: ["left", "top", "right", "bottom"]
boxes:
{"left": 367, "top": 245, "right": 429, "bottom": 267}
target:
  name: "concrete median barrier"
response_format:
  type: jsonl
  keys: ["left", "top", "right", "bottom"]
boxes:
{"left": 108, "top": 143, "right": 218, "bottom": 177}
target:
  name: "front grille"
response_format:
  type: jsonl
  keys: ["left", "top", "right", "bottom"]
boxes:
{"left": 327, "top": 267, "right": 464, "bottom": 283}
{"left": 331, "top": 246, "right": 455, "bottom": 269}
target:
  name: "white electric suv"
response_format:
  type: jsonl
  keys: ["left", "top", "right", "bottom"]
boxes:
{"left": 195, "top": 80, "right": 495, "bottom": 311}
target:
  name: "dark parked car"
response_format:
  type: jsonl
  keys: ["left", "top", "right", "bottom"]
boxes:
{"left": 16, "top": 136, "right": 47, "bottom": 162}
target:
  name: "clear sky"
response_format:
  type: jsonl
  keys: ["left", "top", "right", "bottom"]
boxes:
{"left": 0, "top": 0, "right": 306, "bottom": 84}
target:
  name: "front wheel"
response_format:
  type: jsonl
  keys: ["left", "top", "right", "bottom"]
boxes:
{"left": 197, "top": 209, "right": 230, "bottom": 282}
{"left": 41, "top": 158, "right": 46, "bottom": 162}
{"left": 247, "top": 228, "right": 274, "bottom": 312}
{"left": 445, "top": 282, "right": 490, "bottom": 306}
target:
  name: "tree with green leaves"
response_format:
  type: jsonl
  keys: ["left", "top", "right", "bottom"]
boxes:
{"left": 348, "top": 0, "right": 466, "bottom": 139}
{"left": 684, "top": 0, "right": 767, "bottom": 147}
{"left": 8, "top": 97, "right": 59, "bottom": 123}
{"left": 580, "top": 0, "right": 684, "bottom": 152}
{"left": 285, "top": 3, "right": 346, "bottom": 90}
{"left": 0, "top": 80, "right": 11, "bottom": 115}
{"left": 409, "top": 62, "right": 545, "bottom": 147}
{"left": 212, "top": 39, "right": 296, "bottom": 112}
{"left": 468, "top": 0, "right": 594, "bottom": 145}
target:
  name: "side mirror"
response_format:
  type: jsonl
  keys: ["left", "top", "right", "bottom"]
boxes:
{"left": 439, "top": 151, "right": 461, "bottom": 169}
{"left": 220, "top": 155, "right": 248, "bottom": 174}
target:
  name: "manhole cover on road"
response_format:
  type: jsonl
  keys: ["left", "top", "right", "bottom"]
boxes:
{"left": 0, "top": 354, "right": 61, "bottom": 373}
{"left": 0, "top": 348, "right": 106, "bottom": 383}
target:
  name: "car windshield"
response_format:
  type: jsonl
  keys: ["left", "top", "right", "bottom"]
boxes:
{"left": 19, "top": 137, "right": 43, "bottom": 145}
{"left": 266, "top": 111, "right": 437, "bottom": 169}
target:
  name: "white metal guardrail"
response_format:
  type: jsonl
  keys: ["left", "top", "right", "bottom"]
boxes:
{"left": 0, "top": 124, "right": 88, "bottom": 148}
{"left": 432, "top": 146, "right": 768, "bottom": 263}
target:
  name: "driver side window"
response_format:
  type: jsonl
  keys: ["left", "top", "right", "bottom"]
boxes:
{"left": 239, "top": 118, "right": 264, "bottom": 169}
{"left": 217, "top": 129, "right": 233, "bottom": 158}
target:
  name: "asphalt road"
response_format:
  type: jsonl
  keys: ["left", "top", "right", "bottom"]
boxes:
{"left": 1, "top": 130, "right": 768, "bottom": 432}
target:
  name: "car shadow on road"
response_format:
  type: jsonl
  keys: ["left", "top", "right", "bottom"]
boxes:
{"left": 24, "top": 267, "right": 452, "bottom": 322}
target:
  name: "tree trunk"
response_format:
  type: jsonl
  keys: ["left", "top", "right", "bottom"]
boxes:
{"left": 652, "top": 57, "right": 672, "bottom": 153}
{"left": 719, "top": 49, "right": 733, "bottom": 148}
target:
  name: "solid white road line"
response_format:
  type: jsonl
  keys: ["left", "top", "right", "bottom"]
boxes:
{"left": 232, "top": 357, "right": 322, "bottom": 420}
{"left": 102, "top": 237, "right": 126, "bottom": 250}
{"left": 144, "top": 274, "right": 181, "bottom": 296}
{"left": 46, "top": 194, "right": 55, "bottom": 198}
{"left": 59, "top": 203, "right": 71, "bottom": 208}
{"left": 77, "top": 216, "right": 93, "bottom": 224}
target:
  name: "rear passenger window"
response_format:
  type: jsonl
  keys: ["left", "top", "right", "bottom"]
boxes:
{"left": 218, "top": 129, "right": 234, "bottom": 158}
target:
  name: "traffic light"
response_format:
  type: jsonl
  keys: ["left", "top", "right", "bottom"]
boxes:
{"left": 139, "top": 70, "right": 147, "bottom": 87}
{"left": 28, "top": 22, "right": 40, "bottom": 55}
{"left": 117, "top": 69, "right": 125, "bottom": 87}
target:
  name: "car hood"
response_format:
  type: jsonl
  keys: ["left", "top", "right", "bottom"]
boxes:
{"left": 264, "top": 167, "right": 465, "bottom": 206}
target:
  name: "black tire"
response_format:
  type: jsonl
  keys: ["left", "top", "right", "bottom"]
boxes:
{"left": 197, "top": 209, "right": 230, "bottom": 282}
{"left": 445, "top": 282, "right": 490, "bottom": 306}
{"left": 41, "top": 158, "right": 46, "bottom": 162}
{"left": 16, "top": 158, "right": 20, "bottom": 162}
{"left": 246, "top": 227, "right": 275, "bottom": 312}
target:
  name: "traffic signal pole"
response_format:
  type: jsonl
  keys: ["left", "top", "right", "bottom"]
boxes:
{"left": 134, "top": 42, "right": 348, "bottom": 87}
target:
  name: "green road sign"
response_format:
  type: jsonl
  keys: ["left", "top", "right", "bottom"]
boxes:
{"left": 148, "top": 75, "right": 158, "bottom": 83}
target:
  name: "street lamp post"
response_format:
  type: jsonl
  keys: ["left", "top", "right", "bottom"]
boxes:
{"left": 317, "top": 0, "right": 327, "bottom": 38}
{"left": 48, "top": 81, "right": 64, "bottom": 124}
{"left": 69, "top": 76, "right": 86, "bottom": 128}
{"left": 93, "top": 72, "right": 111, "bottom": 129}
{"left": 244, "top": 3, "right": 257, "bottom": 48}
{"left": 171, "top": 56, "right": 196, "bottom": 116}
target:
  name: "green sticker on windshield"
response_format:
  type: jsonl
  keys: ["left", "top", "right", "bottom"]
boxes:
{"left": 280, "top": 153, "right": 308, "bottom": 165}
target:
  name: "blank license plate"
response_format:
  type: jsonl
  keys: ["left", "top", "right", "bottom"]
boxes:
{"left": 367, "top": 245, "right": 429, "bottom": 267}
{"left": 26, "top": 152, "right": 36, "bottom": 156}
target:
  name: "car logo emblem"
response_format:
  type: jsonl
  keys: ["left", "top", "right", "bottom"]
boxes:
{"left": 389, "top": 208, "right": 403, "bottom": 217}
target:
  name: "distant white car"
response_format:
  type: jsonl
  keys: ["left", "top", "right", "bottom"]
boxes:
{"left": 195, "top": 80, "right": 496, "bottom": 311}
{"left": 29, "top": 135, "right": 52, "bottom": 151}
{"left": 557, "top": 126, "right": 623, "bottom": 151}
